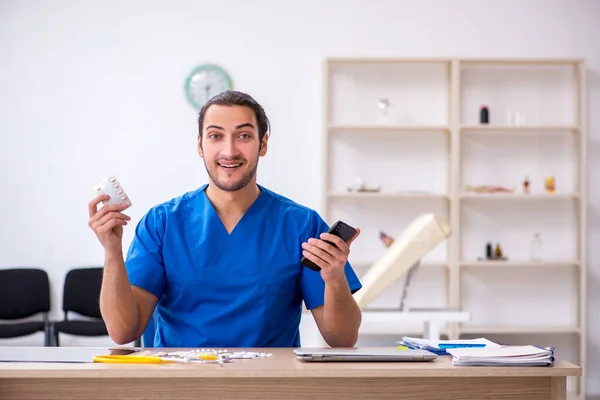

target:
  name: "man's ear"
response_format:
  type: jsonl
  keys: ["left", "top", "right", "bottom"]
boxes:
{"left": 259, "top": 134, "right": 269, "bottom": 157}
{"left": 197, "top": 135, "right": 204, "bottom": 158}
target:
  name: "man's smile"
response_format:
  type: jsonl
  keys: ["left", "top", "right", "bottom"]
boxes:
{"left": 218, "top": 161, "right": 243, "bottom": 171}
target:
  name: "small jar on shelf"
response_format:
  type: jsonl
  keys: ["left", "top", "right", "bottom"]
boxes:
{"left": 530, "top": 233, "right": 543, "bottom": 261}
{"left": 545, "top": 176, "right": 556, "bottom": 194}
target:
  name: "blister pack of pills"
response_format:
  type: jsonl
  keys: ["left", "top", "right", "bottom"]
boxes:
{"left": 133, "top": 348, "right": 274, "bottom": 366}
{"left": 94, "top": 176, "right": 132, "bottom": 208}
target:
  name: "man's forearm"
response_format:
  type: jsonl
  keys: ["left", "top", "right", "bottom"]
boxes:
{"left": 99, "top": 251, "right": 141, "bottom": 344}
{"left": 321, "top": 277, "right": 362, "bottom": 347}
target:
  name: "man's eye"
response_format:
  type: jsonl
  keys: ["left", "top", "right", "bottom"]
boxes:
{"left": 208, "top": 133, "right": 220, "bottom": 140}
{"left": 239, "top": 133, "right": 251, "bottom": 139}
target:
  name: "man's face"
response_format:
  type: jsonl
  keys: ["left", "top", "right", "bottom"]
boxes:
{"left": 198, "top": 104, "right": 268, "bottom": 192}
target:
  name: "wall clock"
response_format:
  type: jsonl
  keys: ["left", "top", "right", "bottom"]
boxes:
{"left": 184, "top": 64, "right": 232, "bottom": 110}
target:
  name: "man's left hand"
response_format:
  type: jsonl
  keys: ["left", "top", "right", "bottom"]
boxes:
{"left": 301, "top": 228, "right": 360, "bottom": 282}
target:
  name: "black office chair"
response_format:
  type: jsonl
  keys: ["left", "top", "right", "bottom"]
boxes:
{"left": 0, "top": 268, "right": 52, "bottom": 346}
{"left": 52, "top": 267, "right": 108, "bottom": 346}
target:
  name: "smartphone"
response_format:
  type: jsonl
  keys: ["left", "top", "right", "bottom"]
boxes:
{"left": 301, "top": 220, "right": 357, "bottom": 272}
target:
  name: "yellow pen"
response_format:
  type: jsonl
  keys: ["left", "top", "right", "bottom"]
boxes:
{"left": 93, "top": 355, "right": 179, "bottom": 364}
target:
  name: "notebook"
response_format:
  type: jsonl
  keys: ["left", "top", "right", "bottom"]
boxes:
{"left": 293, "top": 347, "right": 437, "bottom": 362}
{"left": 399, "top": 337, "right": 502, "bottom": 355}
{"left": 446, "top": 345, "right": 554, "bottom": 366}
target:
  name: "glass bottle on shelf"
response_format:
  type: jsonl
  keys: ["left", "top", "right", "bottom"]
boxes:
{"left": 376, "top": 98, "right": 391, "bottom": 125}
{"left": 545, "top": 176, "right": 556, "bottom": 194}
{"left": 480, "top": 105, "right": 489, "bottom": 124}
{"left": 523, "top": 176, "right": 530, "bottom": 194}
{"left": 494, "top": 243, "right": 503, "bottom": 259}
{"left": 531, "top": 233, "right": 543, "bottom": 261}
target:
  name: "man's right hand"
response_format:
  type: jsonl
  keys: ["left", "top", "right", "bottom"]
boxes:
{"left": 88, "top": 194, "right": 131, "bottom": 254}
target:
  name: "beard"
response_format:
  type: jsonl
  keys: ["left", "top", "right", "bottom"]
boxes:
{"left": 204, "top": 154, "right": 259, "bottom": 192}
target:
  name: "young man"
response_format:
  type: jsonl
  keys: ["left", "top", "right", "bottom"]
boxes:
{"left": 88, "top": 90, "right": 362, "bottom": 348}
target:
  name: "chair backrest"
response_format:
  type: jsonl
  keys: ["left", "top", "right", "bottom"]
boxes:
{"left": 62, "top": 267, "right": 103, "bottom": 318}
{"left": 0, "top": 268, "right": 50, "bottom": 320}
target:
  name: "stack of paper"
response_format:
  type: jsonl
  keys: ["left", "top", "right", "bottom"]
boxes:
{"left": 398, "top": 337, "right": 501, "bottom": 355}
{"left": 446, "top": 345, "right": 554, "bottom": 367}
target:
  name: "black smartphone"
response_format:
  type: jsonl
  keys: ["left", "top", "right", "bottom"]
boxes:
{"left": 301, "top": 220, "right": 357, "bottom": 272}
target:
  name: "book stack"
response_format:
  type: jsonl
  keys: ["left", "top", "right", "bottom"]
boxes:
{"left": 398, "top": 337, "right": 501, "bottom": 355}
{"left": 446, "top": 345, "right": 555, "bottom": 367}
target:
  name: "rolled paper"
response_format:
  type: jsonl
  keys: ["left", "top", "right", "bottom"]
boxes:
{"left": 353, "top": 213, "right": 451, "bottom": 310}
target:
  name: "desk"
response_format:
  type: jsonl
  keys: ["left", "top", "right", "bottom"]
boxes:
{"left": 0, "top": 346, "right": 581, "bottom": 399}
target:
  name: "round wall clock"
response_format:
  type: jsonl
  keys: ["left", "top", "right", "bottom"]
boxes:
{"left": 184, "top": 64, "right": 233, "bottom": 110}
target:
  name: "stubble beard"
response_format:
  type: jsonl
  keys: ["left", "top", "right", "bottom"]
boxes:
{"left": 204, "top": 154, "right": 259, "bottom": 192}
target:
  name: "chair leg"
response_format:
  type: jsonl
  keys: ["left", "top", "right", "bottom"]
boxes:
{"left": 44, "top": 324, "right": 51, "bottom": 347}
{"left": 45, "top": 325, "right": 53, "bottom": 347}
{"left": 53, "top": 325, "right": 59, "bottom": 347}
{"left": 43, "top": 314, "right": 52, "bottom": 347}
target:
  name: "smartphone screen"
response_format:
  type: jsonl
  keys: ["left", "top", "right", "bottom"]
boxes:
{"left": 301, "top": 221, "right": 357, "bottom": 272}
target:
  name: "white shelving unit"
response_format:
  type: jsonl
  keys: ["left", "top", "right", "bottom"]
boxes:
{"left": 322, "top": 57, "right": 587, "bottom": 399}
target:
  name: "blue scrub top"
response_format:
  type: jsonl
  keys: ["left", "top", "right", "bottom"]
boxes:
{"left": 125, "top": 184, "right": 362, "bottom": 348}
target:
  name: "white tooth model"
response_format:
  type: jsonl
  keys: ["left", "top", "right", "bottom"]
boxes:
{"left": 353, "top": 213, "right": 451, "bottom": 310}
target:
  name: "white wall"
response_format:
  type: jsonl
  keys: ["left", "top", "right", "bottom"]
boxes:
{"left": 1, "top": 0, "right": 599, "bottom": 393}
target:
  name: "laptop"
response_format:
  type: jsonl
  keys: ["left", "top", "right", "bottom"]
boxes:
{"left": 293, "top": 347, "right": 437, "bottom": 362}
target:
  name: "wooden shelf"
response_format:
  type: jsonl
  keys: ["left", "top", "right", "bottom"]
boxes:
{"left": 327, "top": 192, "right": 449, "bottom": 200}
{"left": 460, "top": 260, "right": 580, "bottom": 268}
{"left": 329, "top": 124, "right": 449, "bottom": 133}
{"left": 461, "top": 125, "right": 579, "bottom": 133}
{"left": 323, "top": 57, "right": 587, "bottom": 398}
{"left": 460, "top": 193, "right": 580, "bottom": 201}
{"left": 459, "top": 58, "right": 583, "bottom": 65}
{"left": 328, "top": 58, "right": 583, "bottom": 66}
{"left": 327, "top": 57, "right": 452, "bottom": 65}
{"left": 459, "top": 325, "right": 581, "bottom": 335}
{"left": 353, "top": 261, "right": 448, "bottom": 270}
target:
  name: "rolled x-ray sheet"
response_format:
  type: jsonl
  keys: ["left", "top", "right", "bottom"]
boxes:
{"left": 353, "top": 213, "right": 451, "bottom": 310}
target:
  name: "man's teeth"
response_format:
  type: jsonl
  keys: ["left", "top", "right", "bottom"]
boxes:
{"left": 220, "top": 163, "right": 241, "bottom": 168}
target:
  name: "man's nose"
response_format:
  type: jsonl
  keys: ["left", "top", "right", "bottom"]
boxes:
{"left": 221, "top": 137, "right": 238, "bottom": 157}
